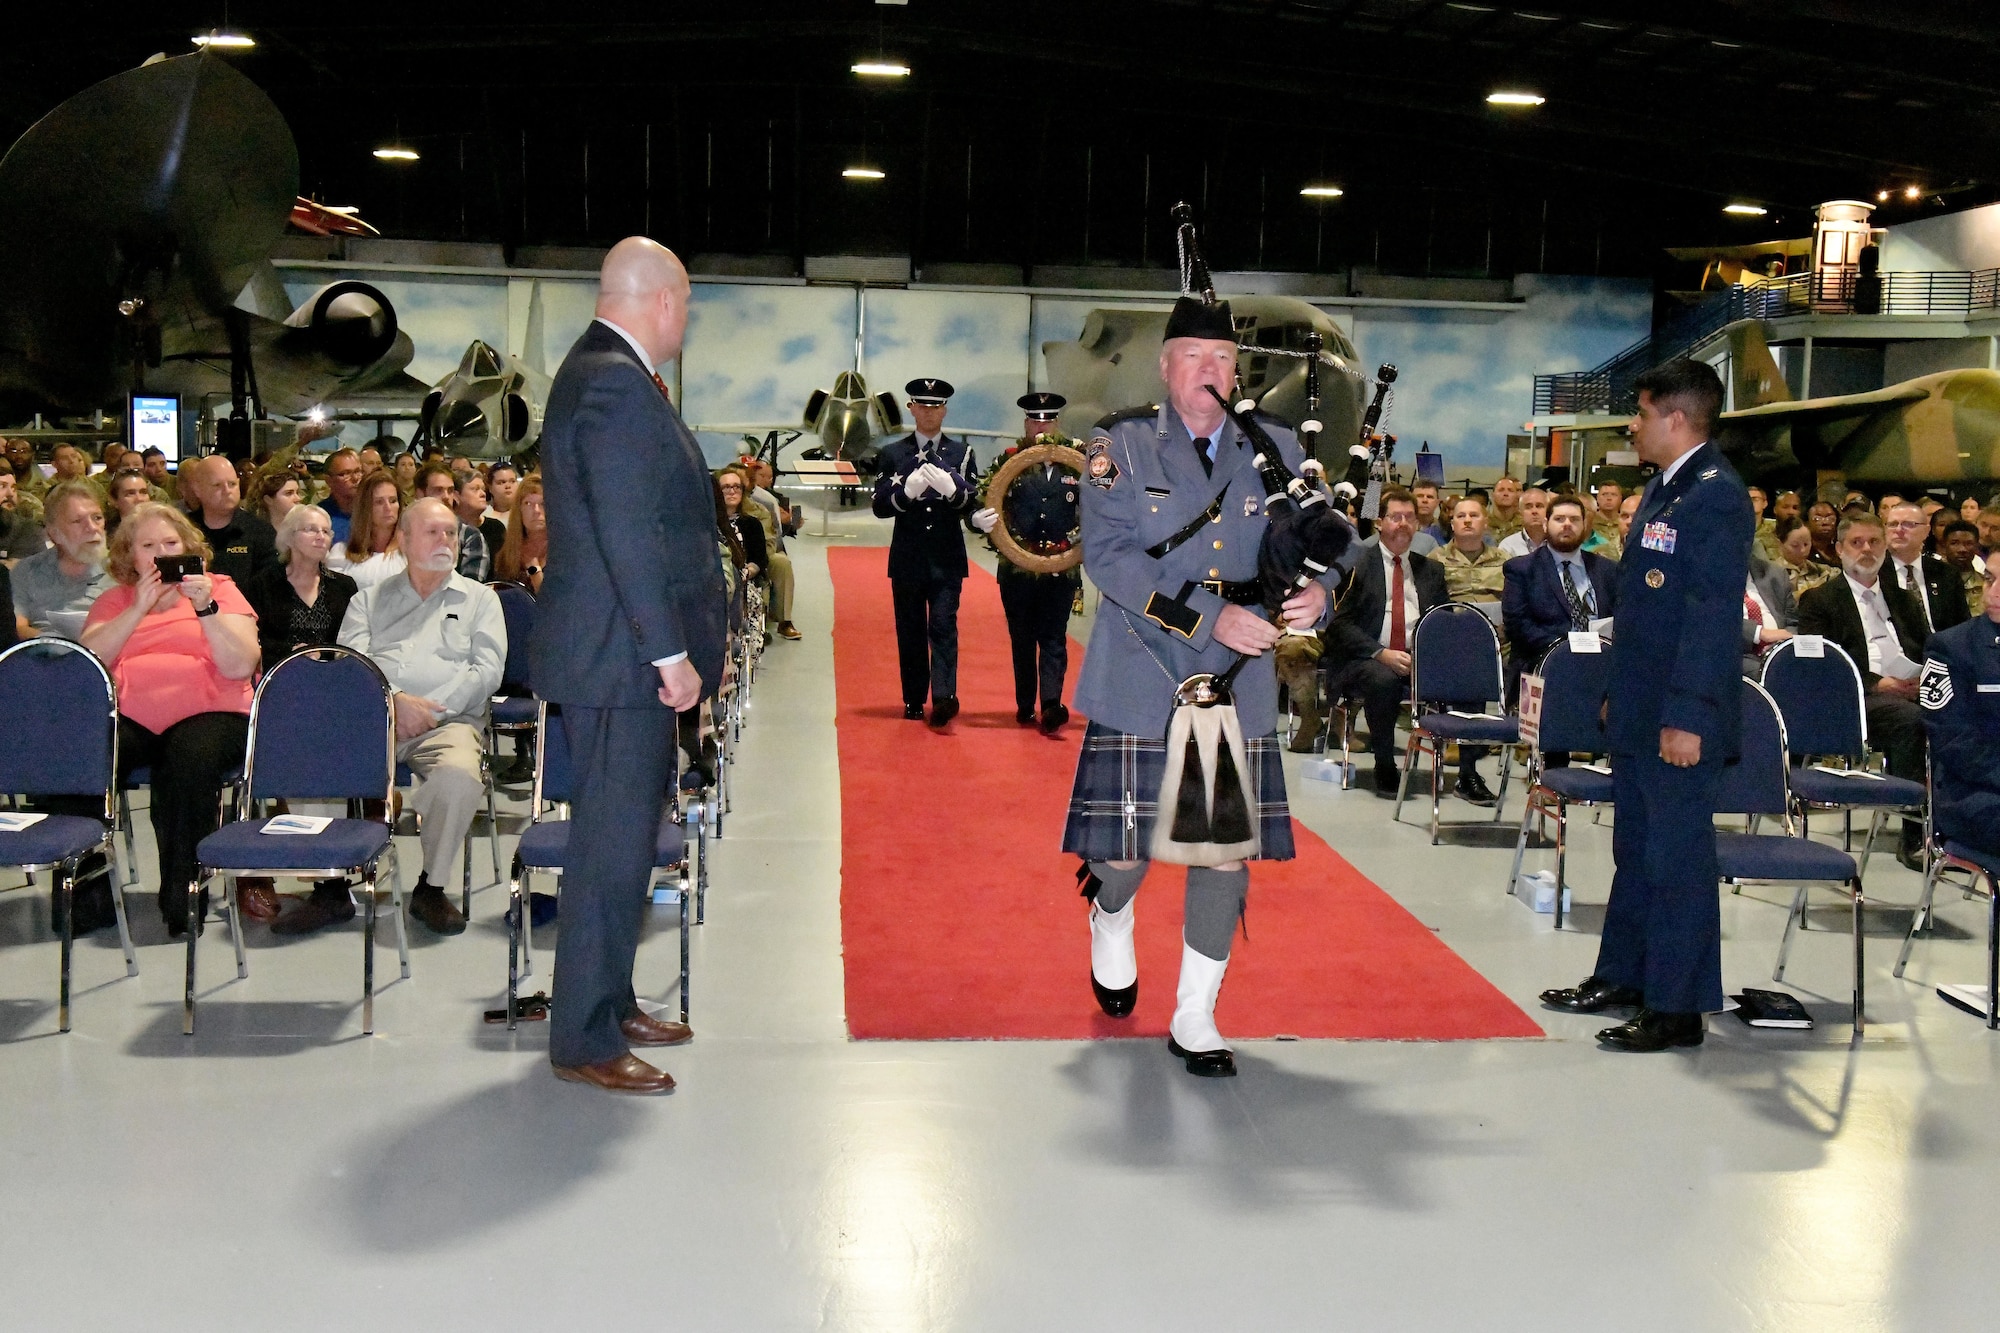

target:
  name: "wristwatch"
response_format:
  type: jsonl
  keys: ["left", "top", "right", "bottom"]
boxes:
{"left": 194, "top": 599, "right": 219, "bottom": 618}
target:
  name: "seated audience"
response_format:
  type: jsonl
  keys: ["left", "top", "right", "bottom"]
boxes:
{"left": 1885, "top": 499, "right": 1968, "bottom": 636}
{"left": 1486, "top": 474, "right": 1523, "bottom": 540}
{"left": 329, "top": 470, "right": 408, "bottom": 589}
{"left": 0, "top": 464, "right": 47, "bottom": 559}
{"left": 483, "top": 460, "right": 519, "bottom": 537}
{"left": 1807, "top": 500, "right": 1842, "bottom": 565}
{"left": 1584, "top": 481, "right": 1624, "bottom": 559}
{"left": 391, "top": 451, "right": 419, "bottom": 493}
{"left": 1775, "top": 515, "right": 1837, "bottom": 600}
{"left": 1797, "top": 510, "right": 1929, "bottom": 868}
{"left": 80, "top": 503, "right": 260, "bottom": 934}
{"left": 184, "top": 454, "right": 278, "bottom": 587}
{"left": 746, "top": 457, "right": 801, "bottom": 639}
{"left": 248, "top": 468, "right": 304, "bottom": 530}
{"left": 1940, "top": 519, "right": 1985, "bottom": 615}
{"left": 717, "top": 468, "right": 768, "bottom": 580}
{"left": 1411, "top": 480, "right": 1447, "bottom": 548}
{"left": 138, "top": 447, "right": 174, "bottom": 501}
{"left": 48, "top": 443, "right": 89, "bottom": 485}
{"left": 1501, "top": 495, "right": 1618, "bottom": 687}
{"left": 1742, "top": 546, "right": 1797, "bottom": 677}
{"left": 104, "top": 467, "right": 153, "bottom": 536}
{"left": 334, "top": 498, "right": 505, "bottom": 936}
{"left": 318, "top": 447, "right": 362, "bottom": 546}
{"left": 1495, "top": 486, "right": 1548, "bottom": 559}
{"left": 246, "top": 504, "right": 358, "bottom": 671}
{"left": 493, "top": 477, "right": 547, "bottom": 594}
{"left": 452, "top": 469, "right": 496, "bottom": 582}
{"left": 1919, "top": 561, "right": 2000, "bottom": 858}
{"left": 12, "top": 482, "right": 114, "bottom": 639}
{"left": 1436, "top": 496, "right": 1506, "bottom": 605}
{"left": 1962, "top": 493, "right": 1982, "bottom": 524}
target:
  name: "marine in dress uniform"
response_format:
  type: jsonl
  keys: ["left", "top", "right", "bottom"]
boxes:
{"left": 1920, "top": 565, "right": 2000, "bottom": 859}
{"left": 970, "top": 392, "right": 1082, "bottom": 733}
{"left": 1062, "top": 290, "right": 1336, "bottom": 1078}
{"left": 1542, "top": 360, "right": 1754, "bottom": 1053}
{"left": 870, "top": 378, "right": 979, "bottom": 727}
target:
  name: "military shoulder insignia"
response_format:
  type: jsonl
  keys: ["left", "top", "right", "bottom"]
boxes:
{"left": 1920, "top": 658, "right": 1953, "bottom": 710}
{"left": 1645, "top": 568, "right": 1665, "bottom": 589}
{"left": 1085, "top": 437, "right": 1120, "bottom": 489}
{"left": 1699, "top": 467, "right": 1718, "bottom": 480}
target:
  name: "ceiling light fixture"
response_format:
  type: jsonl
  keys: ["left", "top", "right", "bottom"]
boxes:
{"left": 852, "top": 61, "right": 911, "bottom": 77}
{"left": 372, "top": 145, "right": 420, "bottom": 162}
{"left": 1723, "top": 203, "right": 1767, "bottom": 216}
{"left": 1905, "top": 184, "right": 1922, "bottom": 199}
{"left": 843, "top": 166, "right": 886, "bottom": 180}
{"left": 1300, "top": 185, "right": 1345, "bottom": 198}
{"left": 1877, "top": 190, "right": 1891, "bottom": 202}
{"left": 191, "top": 31, "right": 254, "bottom": 49}
{"left": 1486, "top": 90, "right": 1545, "bottom": 106}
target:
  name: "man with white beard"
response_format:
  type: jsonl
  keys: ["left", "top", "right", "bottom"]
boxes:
{"left": 11, "top": 481, "right": 114, "bottom": 639}
{"left": 1797, "top": 508, "right": 1930, "bottom": 868}
{"left": 336, "top": 498, "right": 506, "bottom": 935}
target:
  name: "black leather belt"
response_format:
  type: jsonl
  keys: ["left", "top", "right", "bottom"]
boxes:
{"left": 1201, "top": 579, "right": 1263, "bottom": 604}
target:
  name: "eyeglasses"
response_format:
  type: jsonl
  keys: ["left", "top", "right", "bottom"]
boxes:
{"left": 1885, "top": 520, "right": 1925, "bottom": 531}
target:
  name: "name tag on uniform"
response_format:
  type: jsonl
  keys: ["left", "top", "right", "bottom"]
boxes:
{"left": 1640, "top": 521, "right": 1676, "bottom": 554}
{"left": 1567, "top": 630, "right": 1602, "bottom": 654}
{"left": 1978, "top": 684, "right": 2000, "bottom": 693}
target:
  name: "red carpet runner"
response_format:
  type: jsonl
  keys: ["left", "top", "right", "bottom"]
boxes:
{"left": 830, "top": 547, "right": 1541, "bottom": 1040}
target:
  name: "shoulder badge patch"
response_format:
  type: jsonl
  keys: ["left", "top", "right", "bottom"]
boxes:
{"left": 1085, "top": 437, "right": 1120, "bottom": 489}
{"left": 1699, "top": 467, "right": 1718, "bottom": 480}
{"left": 1244, "top": 495, "right": 1260, "bottom": 517}
{"left": 1921, "top": 658, "right": 1953, "bottom": 710}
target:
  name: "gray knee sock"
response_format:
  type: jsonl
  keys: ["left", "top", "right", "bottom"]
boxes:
{"left": 1184, "top": 866, "right": 1249, "bottom": 961}
{"left": 1086, "top": 861, "right": 1148, "bottom": 914}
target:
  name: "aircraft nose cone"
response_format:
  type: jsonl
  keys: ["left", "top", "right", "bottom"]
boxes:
{"left": 435, "top": 398, "right": 487, "bottom": 440}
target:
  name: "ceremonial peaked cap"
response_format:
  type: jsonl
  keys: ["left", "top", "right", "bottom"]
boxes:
{"left": 905, "top": 378, "right": 955, "bottom": 404}
{"left": 1016, "top": 391, "right": 1067, "bottom": 420}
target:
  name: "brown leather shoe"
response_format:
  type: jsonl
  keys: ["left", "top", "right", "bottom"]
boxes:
{"left": 552, "top": 1052, "right": 675, "bottom": 1094}
{"left": 622, "top": 1010, "right": 693, "bottom": 1046}
{"left": 408, "top": 884, "right": 466, "bottom": 936}
{"left": 236, "top": 879, "right": 282, "bottom": 922}
{"left": 776, "top": 621, "right": 801, "bottom": 640}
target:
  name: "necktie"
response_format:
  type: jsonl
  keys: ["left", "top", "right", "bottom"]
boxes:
{"left": 1559, "top": 560, "right": 1591, "bottom": 629}
{"left": 1902, "top": 562, "right": 1932, "bottom": 632}
{"left": 1193, "top": 436, "right": 1214, "bottom": 477}
{"left": 651, "top": 371, "right": 672, "bottom": 401}
{"left": 1389, "top": 556, "right": 1407, "bottom": 652}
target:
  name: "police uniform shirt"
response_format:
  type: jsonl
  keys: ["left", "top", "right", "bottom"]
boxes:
{"left": 1846, "top": 572, "right": 1921, "bottom": 680}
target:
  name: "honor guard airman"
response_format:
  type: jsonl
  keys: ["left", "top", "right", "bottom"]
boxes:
{"left": 1062, "top": 276, "right": 1336, "bottom": 1079}
{"left": 1542, "top": 360, "right": 1754, "bottom": 1052}
{"left": 970, "top": 391, "right": 1082, "bottom": 733}
{"left": 871, "top": 377, "right": 979, "bottom": 726}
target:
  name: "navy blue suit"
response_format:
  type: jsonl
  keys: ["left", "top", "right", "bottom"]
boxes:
{"left": 872, "top": 433, "right": 978, "bottom": 707}
{"left": 989, "top": 443, "right": 1081, "bottom": 712}
{"left": 1596, "top": 442, "right": 1755, "bottom": 1014}
{"left": 533, "top": 319, "right": 727, "bottom": 1068}
{"left": 1920, "top": 615, "right": 2000, "bottom": 855}
{"left": 1502, "top": 544, "right": 1619, "bottom": 674}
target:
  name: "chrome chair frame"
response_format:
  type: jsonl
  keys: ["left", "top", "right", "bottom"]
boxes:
{"left": 1893, "top": 753, "right": 2000, "bottom": 1026}
{"left": 191, "top": 647, "right": 404, "bottom": 1036}
{"left": 1505, "top": 640, "right": 1614, "bottom": 931}
{"left": 0, "top": 639, "right": 136, "bottom": 1031}
{"left": 1394, "top": 604, "right": 1517, "bottom": 842}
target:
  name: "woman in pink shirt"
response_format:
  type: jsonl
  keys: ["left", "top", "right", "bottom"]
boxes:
{"left": 82, "top": 503, "right": 260, "bottom": 936}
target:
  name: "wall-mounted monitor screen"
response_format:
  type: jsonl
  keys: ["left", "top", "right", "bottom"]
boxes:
{"left": 128, "top": 394, "right": 180, "bottom": 462}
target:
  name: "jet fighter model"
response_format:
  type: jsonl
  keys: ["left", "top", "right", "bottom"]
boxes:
{"left": 0, "top": 52, "right": 420, "bottom": 426}
{"left": 1042, "top": 294, "right": 1367, "bottom": 453}
{"left": 1716, "top": 322, "right": 2000, "bottom": 486}
{"left": 696, "top": 368, "right": 1012, "bottom": 479}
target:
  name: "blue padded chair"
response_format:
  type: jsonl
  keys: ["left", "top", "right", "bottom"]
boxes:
{"left": 1506, "top": 639, "right": 1614, "bottom": 930}
{"left": 0, "top": 639, "right": 135, "bottom": 1030}
{"left": 1894, "top": 750, "right": 2000, "bottom": 1026}
{"left": 1394, "top": 603, "right": 1518, "bottom": 843}
{"left": 191, "top": 647, "right": 402, "bottom": 1036}
{"left": 486, "top": 581, "right": 538, "bottom": 771}
{"left": 1714, "top": 679, "right": 1869, "bottom": 1033}
{"left": 503, "top": 702, "right": 691, "bottom": 1029}
{"left": 1761, "top": 638, "right": 1928, "bottom": 878}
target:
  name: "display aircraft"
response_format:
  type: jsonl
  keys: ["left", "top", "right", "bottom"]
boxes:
{"left": 410, "top": 340, "right": 552, "bottom": 460}
{"left": 1715, "top": 322, "right": 2000, "bottom": 487}
{"left": 1041, "top": 294, "right": 1368, "bottom": 453}
{"left": 0, "top": 52, "right": 421, "bottom": 426}
{"left": 694, "top": 369, "right": 1013, "bottom": 479}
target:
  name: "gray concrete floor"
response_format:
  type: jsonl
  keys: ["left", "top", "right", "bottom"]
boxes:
{"left": 3, "top": 500, "right": 1996, "bottom": 1331}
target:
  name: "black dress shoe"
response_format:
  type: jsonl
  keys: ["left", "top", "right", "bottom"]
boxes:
{"left": 409, "top": 883, "right": 467, "bottom": 936}
{"left": 1455, "top": 769, "right": 1498, "bottom": 806}
{"left": 1167, "top": 1037, "right": 1237, "bottom": 1077}
{"left": 928, "top": 696, "right": 959, "bottom": 727}
{"left": 1039, "top": 702, "right": 1070, "bottom": 734}
{"left": 162, "top": 888, "right": 210, "bottom": 939}
{"left": 1596, "top": 1008, "right": 1705, "bottom": 1051}
{"left": 1016, "top": 705, "right": 1036, "bottom": 725}
{"left": 1092, "top": 975, "right": 1137, "bottom": 1018}
{"left": 1372, "top": 761, "right": 1401, "bottom": 799}
{"left": 1540, "top": 975, "right": 1644, "bottom": 1013}
{"left": 272, "top": 880, "right": 357, "bottom": 937}
{"left": 904, "top": 703, "right": 925, "bottom": 720}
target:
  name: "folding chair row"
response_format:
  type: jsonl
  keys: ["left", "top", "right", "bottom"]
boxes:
{"left": 1394, "top": 603, "right": 1518, "bottom": 842}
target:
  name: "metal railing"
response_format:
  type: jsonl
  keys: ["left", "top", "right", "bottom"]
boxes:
{"left": 1533, "top": 267, "right": 2000, "bottom": 416}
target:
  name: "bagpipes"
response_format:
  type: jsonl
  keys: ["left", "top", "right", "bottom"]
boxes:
{"left": 1149, "top": 204, "right": 1359, "bottom": 865}
{"left": 1332, "top": 363, "right": 1399, "bottom": 533}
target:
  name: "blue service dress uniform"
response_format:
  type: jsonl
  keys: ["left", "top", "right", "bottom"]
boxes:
{"left": 1061, "top": 403, "right": 1338, "bottom": 861}
{"left": 1920, "top": 613, "right": 2000, "bottom": 856}
{"left": 871, "top": 433, "right": 979, "bottom": 708}
{"left": 983, "top": 439, "right": 1082, "bottom": 714}
{"left": 1597, "top": 441, "right": 1755, "bottom": 1014}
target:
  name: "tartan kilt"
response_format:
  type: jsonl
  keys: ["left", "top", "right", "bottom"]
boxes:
{"left": 1062, "top": 720, "right": 1295, "bottom": 862}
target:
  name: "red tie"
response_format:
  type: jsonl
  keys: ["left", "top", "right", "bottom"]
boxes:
{"left": 1390, "top": 555, "right": 1407, "bottom": 652}
{"left": 651, "top": 372, "right": 672, "bottom": 401}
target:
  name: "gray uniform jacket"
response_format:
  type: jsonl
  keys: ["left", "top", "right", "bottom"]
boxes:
{"left": 1073, "top": 403, "right": 1339, "bottom": 738}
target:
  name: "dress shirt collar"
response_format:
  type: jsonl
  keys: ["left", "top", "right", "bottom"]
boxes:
{"left": 593, "top": 317, "right": 656, "bottom": 370}
{"left": 1655, "top": 441, "right": 1707, "bottom": 490}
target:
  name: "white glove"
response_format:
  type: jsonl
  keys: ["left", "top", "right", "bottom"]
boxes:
{"left": 903, "top": 468, "right": 931, "bottom": 500}
{"left": 930, "top": 465, "right": 959, "bottom": 499}
{"left": 971, "top": 507, "right": 998, "bottom": 533}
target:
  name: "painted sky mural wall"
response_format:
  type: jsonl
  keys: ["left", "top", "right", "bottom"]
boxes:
{"left": 282, "top": 268, "right": 1647, "bottom": 470}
